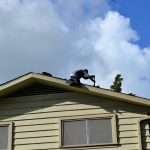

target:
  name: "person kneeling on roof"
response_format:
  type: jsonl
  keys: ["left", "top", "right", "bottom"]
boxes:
{"left": 68, "top": 69, "right": 95, "bottom": 86}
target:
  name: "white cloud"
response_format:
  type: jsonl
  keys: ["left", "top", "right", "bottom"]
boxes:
{"left": 0, "top": 0, "right": 150, "bottom": 98}
{"left": 0, "top": 0, "right": 19, "bottom": 10}
{"left": 84, "top": 11, "right": 150, "bottom": 97}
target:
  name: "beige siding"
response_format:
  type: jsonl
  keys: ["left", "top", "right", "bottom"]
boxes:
{"left": 0, "top": 92, "right": 149, "bottom": 150}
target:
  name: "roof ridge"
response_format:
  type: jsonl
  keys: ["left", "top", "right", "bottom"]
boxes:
{"left": 0, "top": 72, "right": 149, "bottom": 106}
{"left": 0, "top": 72, "right": 33, "bottom": 87}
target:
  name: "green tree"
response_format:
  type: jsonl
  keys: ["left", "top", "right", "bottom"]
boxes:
{"left": 110, "top": 74, "right": 123, "bottom": 92}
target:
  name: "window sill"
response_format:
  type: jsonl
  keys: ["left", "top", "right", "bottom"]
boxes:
{"left": 60, "top": 142, "right": 119, "bottom": 148}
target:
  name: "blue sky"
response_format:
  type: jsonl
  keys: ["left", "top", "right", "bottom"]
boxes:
{"left": 0, "top": 0, "right": 150, "bottom": 99}
{"left": 112, "top": 0, "right": 150, "bottom": 48}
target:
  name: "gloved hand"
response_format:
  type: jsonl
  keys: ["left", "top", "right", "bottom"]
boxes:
{"left": 90, "top": 75, "right": 95, "bottom": 78}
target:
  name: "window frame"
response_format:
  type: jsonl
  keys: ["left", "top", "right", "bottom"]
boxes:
{"left": 0, "top": 122, "right": 13, "bottom": 150}
{"left": 59, "top": 114, "right": 117, "bottom": 148}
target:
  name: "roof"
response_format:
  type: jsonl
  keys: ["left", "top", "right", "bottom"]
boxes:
{"left": 0, "top": 72, "right": 150, "bottom": 107}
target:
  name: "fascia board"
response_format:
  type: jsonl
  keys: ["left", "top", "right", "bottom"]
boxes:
{"left": 0, "top": 72, "right": 150, "bottom": 107}
{"left": 32, "top": 73, "right": 150, "bottom": 107}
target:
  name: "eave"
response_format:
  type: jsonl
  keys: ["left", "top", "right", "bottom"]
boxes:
{"left": 0, "top": 72, "right": 150, "bottom": 107}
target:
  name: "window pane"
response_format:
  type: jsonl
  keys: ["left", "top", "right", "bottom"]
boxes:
{"left": 63, "top": 120, "right": 86, "bottom": 146}
{"left": 0, "top": 126, "right": 8, "bottom": 149}
{"left": 87, "top": 118, "right": 112, "bottom": 144}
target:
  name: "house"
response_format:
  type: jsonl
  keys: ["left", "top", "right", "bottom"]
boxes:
{"left": 0, "top": 72, "right": 150, "bottom": 150}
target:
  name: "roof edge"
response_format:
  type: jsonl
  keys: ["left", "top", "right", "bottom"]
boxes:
{"left": 0, "top": 72, "right": 150, "bottom": 107}
{"left": 0, "top": 73, "right": 33, "bottom": 90}
{"left": 31, "top": 73, "right": 150, "bottom": 107}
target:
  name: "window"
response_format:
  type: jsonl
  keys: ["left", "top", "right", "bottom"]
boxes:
{"left": 0, "top": 122, "right": 12, "bottom": 150}
{"left": 60, "top": 114, "right": 117, "bottom": 147}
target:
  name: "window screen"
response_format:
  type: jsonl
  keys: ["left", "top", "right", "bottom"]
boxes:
{"left": 0, "top": 126, "right": 8, "bottom": 150}
{"left": 63, "top": 120, "right": 86, "bottom": 145}
{"left": 62, "top": 117, "right": 113, "bottom": 146}
{"left": 87, "top": 119, "right": 112, "bottom": 144}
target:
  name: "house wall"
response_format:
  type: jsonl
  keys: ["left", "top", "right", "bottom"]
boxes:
{"left": 0, "top": 92, "right": 149, "bottom": 150}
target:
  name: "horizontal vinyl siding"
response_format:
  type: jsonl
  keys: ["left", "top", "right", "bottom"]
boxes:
{"left": 13, "top": 144, "right": 140, "bottom": 150}
{"left": 0, "top": 92, "right": 148, "bottom": 150}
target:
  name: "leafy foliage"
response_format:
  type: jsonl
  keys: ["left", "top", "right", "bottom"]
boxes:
{"left": 110, "top": 74, "right": 123, "bottom": 92}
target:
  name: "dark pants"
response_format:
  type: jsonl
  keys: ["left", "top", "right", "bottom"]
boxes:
{"left": 69, "top": 76, "right": 81, "bottom": 85}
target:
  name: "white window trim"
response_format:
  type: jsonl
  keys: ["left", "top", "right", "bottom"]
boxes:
{"left": 59, "top": 114, "right": 118, "bottom": 148}
{"left": 0, "top": 122, "right": 13, "bottom": 150}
